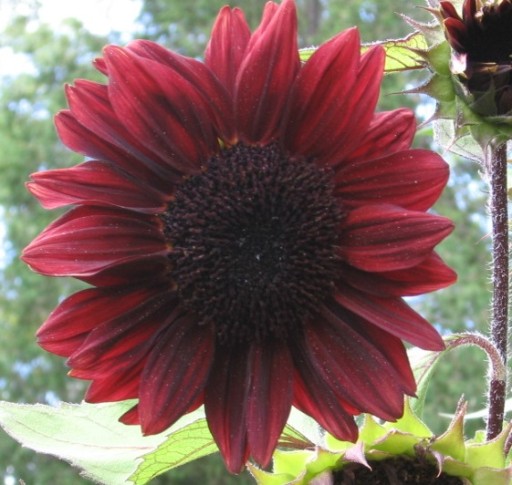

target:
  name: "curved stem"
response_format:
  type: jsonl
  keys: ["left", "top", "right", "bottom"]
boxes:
{"left": 485, "top": 141, "right": 509, "bottom": 440}
{"left": 446, "top": 333, "right": 506, "bottom": 382}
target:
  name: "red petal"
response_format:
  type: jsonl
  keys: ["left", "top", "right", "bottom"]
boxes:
{"left": 138, "top": 315, "right": 214, "bottom": 435}
{"left": 27, "top": 160, "right": 167, "bottom": 213}
{"left": 334, "top": 283, "right": 444, "bottom": 350}
{"left": 323, "top": 46, "right": 385, "bottom": 167}
{"left": 292, "top": 346, "right": 359, "bottom": 441}
{"left": 79, "top": 256, "right": 171, "bottom": 287}
{"left": 126, "top": 40, "right": 236, "bottom": 143}
{"left": 37, "top": 285, "right": 174, "bottom": 358}
{"left": 339, "top": 204, "right": 454, "bottom": 272}
{"left": 67, "top": 288, "right": 179, "bottom": 375}
{"left": 84, "top": 361, "right": 144, "bottom": 402}
{"left": 283, "top": 28, "right": 360, "bottom": 156}
{"left": 443, "top": 18, "right": 469, "bottom": 52}
{"left": 120, "top": 404, "right": 139, "bottom": 425}
{"left": 234, "top": 0, "right": 299, "bottom": 143}
{"left": 335, "top": 150, "right": 449, "bottom": 211}
{"left": 300, "top": 308, "right": 410, "bottom": 420}
{"left": 205, "top": 345, "right": 250, "bottom": 474}
{"left": 341, "top": 253, "right": 457, "bottom": 297}
{"left": 63, "top": 81, "right": 182, "bottom": 186}
{"left": 342, "top": 109, "right": 416, "bottom": 165}
{"left": 204, "top": 6, "right": 251, "bottom": 95}
{"left": 104, "top": 46, "right": 217, "bottom": 173}
{"left": 36, "top": 288, "right": 111, "bottom": 357}
{"left": 246, "top": 341, "right": 293, "bottom": 467}
{"left": 462, "top": 0, "right": 477, "bottom": 22}
{"left": 22, "top": 206, "right": 167, "bottom": 278}
{"left": 440, "top": 1, "right": 461, "bottom": 20}
{"left": 350, "top": 319, "right": 416, "bottom": 396}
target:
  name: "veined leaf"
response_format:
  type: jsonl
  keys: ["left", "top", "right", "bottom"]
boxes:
{"left": 0, "top": 400, "right": 164, "bottom": 484}
{"left": 372, "top": 31, "right": 428, "bottom": 72}
{"left": 129, "top": 412, "right": 217, "bottom": 485}
{"left": 0, "top": 400, "right": 216, "bottom": 485}
{"left": 300, "top": 31, "right": 428, "bottom": 73}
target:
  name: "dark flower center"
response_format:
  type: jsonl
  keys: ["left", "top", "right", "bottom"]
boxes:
{"left": 161, "top": 143, "right": 341, "bottom": 343}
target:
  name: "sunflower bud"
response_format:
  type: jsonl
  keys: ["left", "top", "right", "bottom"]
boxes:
{"left": 440, "top": 0, "right": 512, "bottom": 116}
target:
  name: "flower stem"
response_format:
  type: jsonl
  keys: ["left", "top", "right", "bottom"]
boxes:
{"left": 486, "top": 141, "right": 509, "bottom": 440}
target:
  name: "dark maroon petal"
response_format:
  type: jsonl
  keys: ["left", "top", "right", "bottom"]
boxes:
{"left": 440, "top": 1, "right": 461, "bottom": 20}
{"left": 63, "top": 81, "right": 183, "bottom": 186}
{"left": 37, "top": 285, "right": 174, "bottom": 358}
{"left": 119, "top": 404, "right": 139, "bottom": 425}
{"left": 27, "top": 160, "right": 167, "bottom": 213}
{"left": 443, "top": 18, "right": 469, "bottom": 52}
{"left": 283, "top": 28, "right": 360, "bottom": 157}
{"left": 205, "top": 345, "right": 250, "bottom": 474}
{"left": 120, "top": 390, "right": 205, "bottom": 427}
{"left": 204, "top": 6, "right": 251, "bottom": 95}
{"left": 79, "top": 256, "right": 171, "bottom": 288}
{"left": 334, "top": 282, "right": 445, "bottom": 350}
{"left": 342, "top": 109, "right": 416, "bottom": 165}
{"left": 22, "top": 206, "right": 167, "bottom": 278}
{"left": 341, "top": 253, "right": 457, "bottom": 297}
{"left": 67, "top": 287, "right": 179, "bottom": 375}
{"left": 126, "top": 40, "right": 236, "bottom": 144}
{"left": 299, "top": 308, "right": 410, "bottom": 420}
{"left": 292, "top": 351, "right": 359, "bottom": 442}
{"left": 335, "top": 150, "right": 449, "bottom": 211}
{"left": 138, "top": 315, "right": 214, "bottom": 435}
{"left": 83, "top": 361, "right": 144, "bottom": 403}
{"left": 462, "top": 0, "right": 477, "bottom": 22}
{"left": 234, "top": 0, "right": 299, "bottom": 144}
{"left": 246, "top": 341, "right": 293, "bottom": 467}
{"left": 347, "top": 317, "right": 416, "bottom": 396}
{"left": 36, "top": 288, "right": 111, "bottom": 357}
{"left": 104, "top": 46, "right": 218, "bottom": 173}
{"left": 339, "top": 204, "right": 454, "bottom": 272}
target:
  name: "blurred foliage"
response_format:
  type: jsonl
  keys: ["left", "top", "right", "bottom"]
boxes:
{"left": 0, "top": 0, "right": 493, "bottom": 483}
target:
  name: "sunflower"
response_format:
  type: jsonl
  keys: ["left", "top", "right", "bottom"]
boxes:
{"left": 440, "top": 0, "right": 512, "bottom": 115}
{"left": 22, "top": 0, "right": 455, "bottom": 473}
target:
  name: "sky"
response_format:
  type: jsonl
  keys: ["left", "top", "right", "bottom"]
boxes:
{"left": 0, "top": 0, "right": 142, "bottom": 76}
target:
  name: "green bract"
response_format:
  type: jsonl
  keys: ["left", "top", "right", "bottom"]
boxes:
{"left": 367, "top": 1, "right": 512, "bottom": 157}
{"left": 248, "top": 399, "right": 512, "bottom": 485}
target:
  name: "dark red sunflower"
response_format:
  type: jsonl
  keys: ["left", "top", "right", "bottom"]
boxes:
{"left": 440, "top": 0, "right": 512, "bottom": 115}
{"left": 22, "top": 0, "right": 456, "bottom": 474}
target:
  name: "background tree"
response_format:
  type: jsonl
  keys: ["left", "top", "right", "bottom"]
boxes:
{"left": 0, "top": 0, "right": 491, "bottom": 483}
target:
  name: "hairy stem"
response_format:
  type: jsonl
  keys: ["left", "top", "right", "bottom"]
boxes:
{"left": 486, "top": 141, "right": 509, "bottom": 440}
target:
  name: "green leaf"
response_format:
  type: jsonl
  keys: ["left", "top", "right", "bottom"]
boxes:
{"left": 466, "top": 423, "right": 512, "bottom": 469}
{"left": 431, "top": 403, "right": 466, "bottom": 461}
{"left": 382, "top": 400, "right": 431, "bottom": 438}
{"left": 272, "top": 449, "right": 312, "bottom": 477}
{"left": 0, "top": 400, "right": 165, "bottom": 485}
{"left": 373, "top": 31, "right": 428, "bottom": 72}
{"left": 0, "top": 400, "right": 218, "bottom": 485}
{"left": 407, "top": 346, "right": 443, "bottom": 417}
{"left": 299, "top": 32, "right": 428, "bottom": 73}
{"left": 130, "top": 410, "right": 217, "bottom": 485}
{"left": 472, "top": 467, "right": 512, "bottom": 485}
{"left": 248, "top": 464, "right": 296, "bottom": 485}
{"left": 285, "top": 407, "right": 322, "bottom": 445}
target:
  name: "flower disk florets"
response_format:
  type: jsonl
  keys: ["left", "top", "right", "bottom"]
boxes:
{"left": 162, "top": 143, "right": 341, "bottom": 343}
